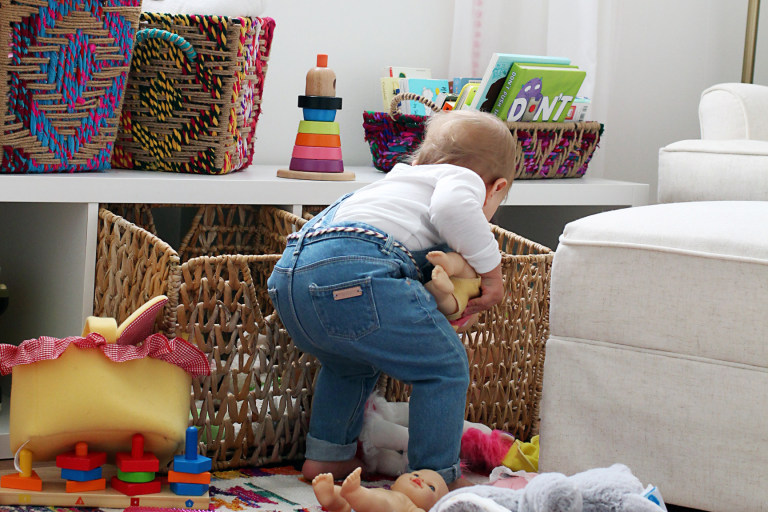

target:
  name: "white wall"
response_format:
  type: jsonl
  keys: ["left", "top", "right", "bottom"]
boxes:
{"left": 256, "top": 0, "right": 748, "bottom": 204}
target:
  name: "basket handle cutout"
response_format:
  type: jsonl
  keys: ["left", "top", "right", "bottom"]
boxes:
{"left": 389, "top": 92, "right": 440, "bottom": 120}
{"left": 135, "top": 28, "right": 197, "bottom": 62}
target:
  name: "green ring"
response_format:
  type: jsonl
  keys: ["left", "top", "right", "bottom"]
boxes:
{"left": 117, "top": 468, "right": 156, "bottom": 483}
{"left": 298, "top": 120, "right": 340, "bottom": 135}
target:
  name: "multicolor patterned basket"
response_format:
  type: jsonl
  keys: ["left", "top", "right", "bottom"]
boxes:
{"left": 111, "top": 13, "right": 275, "bottom": 174}
{"left": 0, "top": 0, "right": 142, "bottom": 173}
{"left": 363, "top": 92, "right": 603, "bottom": 178}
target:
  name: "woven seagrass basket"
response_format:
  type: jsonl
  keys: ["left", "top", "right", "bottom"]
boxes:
{"left": 0, "top": 0, "right": 142, "bottom": 173}
{"left": 95, "top": 204, "right": 552, "bottom": 468}
{"left": 363, "top": 92, "right": 602, "bottom": 179}
{"left": 111, "top": 13, "right": 275, "bottom": 174}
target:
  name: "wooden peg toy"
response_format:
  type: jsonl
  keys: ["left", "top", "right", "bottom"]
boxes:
{"left": 1, "top": 448, "right": 42, "bottom": 491}
{"left": 56, "top": 441, "right": 107, "bottom": 471}
{"left": 116, "top": 468, "right": 155, "bottom": 483}
{"left": 66, "top": 477, "right": 106, "bottom": 493}
{"left": 168, "top": 470, "right": 211, "bottom": 485}
{"left": 305, "top": 53, "right": 336, "bottom": 97}
{"left": 60, "top": 466, "right": 102, "bottom": 482}
{"left": 173, "top": 427, "right": 212, "bottom": 474}
{"left": 170, "top": 481, "right": 208, "bottom": 496}
{"left": 110, "top": 476, "right": 162, "bottom": 496}
{"left": 116, "top": 433, "right": 159, "bottom": 473}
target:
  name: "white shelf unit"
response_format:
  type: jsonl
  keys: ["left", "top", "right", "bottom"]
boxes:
{"left": 0, "top": 165, "right": 649, "bottom": 458}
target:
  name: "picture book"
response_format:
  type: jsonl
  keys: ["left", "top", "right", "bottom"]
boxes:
{"left": 491, "top": 63, "right": 586, "bottom": 122}
{"left": 380, "top": 77, "right": 401, "bottom": 110}
{"left": 383, "top": 66, "right": 431, "bottom": 79}
{"left": 564, "top": 97, "right": 591, "bottom": 121}
{"left": 490, "top": 62, "right": 579, "bottom": 119}
{"left": 451, "top": 77, "right": 481, "bottom": 94}
{"left": 399, "top": 78, "right": 450, "bottom": 115}
{"left": 469, "top": 53, "right": 571, "bottom": 112}
{"left": 454, "top": 82, "right": 479, "bottom": 110}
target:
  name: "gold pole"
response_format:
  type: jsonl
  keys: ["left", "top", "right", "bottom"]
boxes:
{"left": 743, "top": 0, "right": 761, "bottom": 83}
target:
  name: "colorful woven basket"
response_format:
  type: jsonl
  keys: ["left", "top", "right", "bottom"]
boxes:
{"left": 0, "top": 0, "right": 142, "bottom": 173}
{"left": 363, "top": 92, "right": 603, "bottom": 179}
{"left": 111, "top": 13, "right": 275, "bottom": 174}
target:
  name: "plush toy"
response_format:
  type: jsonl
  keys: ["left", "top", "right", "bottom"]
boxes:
{"left": 425, "top": 250, "right": 481, "bottom": 331}
{"left": 431, "top": 463, "right": 667, "bottom": 512}
{"left": 461, "top": 428, "right": 541, "bottom": 474}
{"left": 313, "top": 466, "right": 448, "bottom": 512}
{"left": 143, "top": 0, "right": 268, "bottom": 17}
{"left": 360, "top": 392, "right": 494, "bottom": 476}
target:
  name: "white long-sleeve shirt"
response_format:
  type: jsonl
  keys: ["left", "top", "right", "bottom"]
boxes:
{"left": 333, "top": 163, "right": 501, "bottom": 274}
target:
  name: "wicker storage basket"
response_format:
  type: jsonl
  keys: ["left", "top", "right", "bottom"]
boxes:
{"left": 363, "top": 92, "right": 602, "bottom": 179}
{"left": 94, "top": 204, "right": 553, "bottom": 468}
{"left": 111, "top": 14, "right": 275, "bottom": 174}
{"left": 0, "top": 0, "right": 142, "bottom": 173}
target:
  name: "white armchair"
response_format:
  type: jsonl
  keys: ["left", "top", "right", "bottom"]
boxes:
{"left": 539, "top": 84, "right": 768, "bottom": 512}
{"left": 658, "top": 82, "right": 768, "bottom": 202}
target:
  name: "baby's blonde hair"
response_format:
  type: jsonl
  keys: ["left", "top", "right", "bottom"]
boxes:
{"left": 409, "top": 109, "right": 516, "bottom": 185}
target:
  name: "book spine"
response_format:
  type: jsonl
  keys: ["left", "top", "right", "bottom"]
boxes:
{"left": 491, "top": 68, "right": 519, "bottom": 119}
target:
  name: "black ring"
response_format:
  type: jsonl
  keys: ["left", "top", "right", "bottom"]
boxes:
{"left": 298, "top": 95, "right": 343, "bottom": 110}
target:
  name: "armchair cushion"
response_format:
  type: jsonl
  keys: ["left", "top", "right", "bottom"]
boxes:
{"left": 699, "top": 82, "right": 768, "bottom": 140}
{"left": 658, "top": 139, "right": 768, "bottom": 202}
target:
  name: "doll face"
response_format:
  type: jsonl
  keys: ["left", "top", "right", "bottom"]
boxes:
{"left": 390, "top": 469, "right": 449, "bottom": 510}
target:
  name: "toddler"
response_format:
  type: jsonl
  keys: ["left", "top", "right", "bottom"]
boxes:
{"left": 267, "top": 109, "right": 515, "bottom": 487}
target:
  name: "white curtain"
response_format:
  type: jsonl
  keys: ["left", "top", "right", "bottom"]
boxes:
{"left": 449, "top": 0, "right": 610, "bottom": 175}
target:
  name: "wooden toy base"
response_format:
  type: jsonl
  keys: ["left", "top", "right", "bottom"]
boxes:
{"left": 277, "top": 168, "right": 356, "bottom": 181}
{"left": 0, "top": 465, "right": 209, "bottom": 509}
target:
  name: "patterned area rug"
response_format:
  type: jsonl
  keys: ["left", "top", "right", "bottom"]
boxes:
{"left": 3, "top": 465, "right": 396, "bottom": 512}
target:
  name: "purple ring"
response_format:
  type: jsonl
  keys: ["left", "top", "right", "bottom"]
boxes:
{"left": 289, "top": 157, "right": 345, "bottom": 173}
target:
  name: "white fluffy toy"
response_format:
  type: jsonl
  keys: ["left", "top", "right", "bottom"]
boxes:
{"left": 431, "top": 464, "right": 667, "bottom": 512}
{"left": 359, "top": 392, "right": 493, "bottom": 477}
{"left": 142, "top": 0, "right": 268, "bottom": 17}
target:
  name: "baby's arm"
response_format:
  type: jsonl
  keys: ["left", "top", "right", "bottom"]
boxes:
{"left": 464, "top": 263, "right": 504, "bottom": 316}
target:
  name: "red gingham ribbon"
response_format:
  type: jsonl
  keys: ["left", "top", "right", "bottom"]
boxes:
{"left": 0, "top": 333, "right": 211, "bottom": 377}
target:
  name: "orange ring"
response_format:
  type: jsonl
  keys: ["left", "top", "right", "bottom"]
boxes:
{"left": 295, "top": 132, "right": 341, "bottom": 148}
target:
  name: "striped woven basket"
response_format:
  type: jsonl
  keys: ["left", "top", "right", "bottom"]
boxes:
{"left": 0, "top": 0, "right": 142, "bottom": 173}
{"left": 363, "top": 92, "right": 603, "bottom": 178}
{"left": 111, "top": 13, "right": 275, "bottom": 174}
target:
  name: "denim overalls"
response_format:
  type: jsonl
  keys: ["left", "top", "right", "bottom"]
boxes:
{"left": 267, "top": 195, "right": 468, "bottom": 483}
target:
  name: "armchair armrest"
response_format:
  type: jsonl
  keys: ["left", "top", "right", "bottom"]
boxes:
{"left": 699, "top": 83, "right": 768, "bottom": 140}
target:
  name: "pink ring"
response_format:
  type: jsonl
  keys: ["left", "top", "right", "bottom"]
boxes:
{"left": 291, "top": 145, "right": 343, "bottom": 160}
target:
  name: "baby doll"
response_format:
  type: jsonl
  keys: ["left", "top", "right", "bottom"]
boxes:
{"left": 313, "top": 466, "right": 449, "bottom": 512}
{"left": 425, "top": 250, "right": 482, "bottom": 330}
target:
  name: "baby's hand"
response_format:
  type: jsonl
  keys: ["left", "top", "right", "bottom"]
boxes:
{"left": 464, "top": 264, "right": 504, "bottom": 316}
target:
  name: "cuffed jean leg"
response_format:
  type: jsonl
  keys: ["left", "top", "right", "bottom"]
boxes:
{"left": 304, "top": 357, "right": 381, "bottom": 461}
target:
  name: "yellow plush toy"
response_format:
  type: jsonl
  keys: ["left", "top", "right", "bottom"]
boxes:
{"left": 0, "top": 296, "right": 210, "bottom": 466}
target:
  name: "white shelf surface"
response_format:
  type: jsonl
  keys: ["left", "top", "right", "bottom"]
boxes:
{"left": 0, "top": 165, "right": 650, "bottom": 207}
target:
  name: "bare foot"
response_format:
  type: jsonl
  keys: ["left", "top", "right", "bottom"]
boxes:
{"left": 302, "top": 457, "right": 364, "bottom": 482}
{"left": 339, "top": 467, "right": 364, "bottom": 503}
{"left": 312, "top": 473, "right": 350, "bottom": 512}
{"left": 427, "top": 250, "right": 451, "bottom": 269}
{"left": 447, "top": 476, "right": 475, "bottom": 491}
{"left": 430, "top": 265, "right": 455, "bottom": 294}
